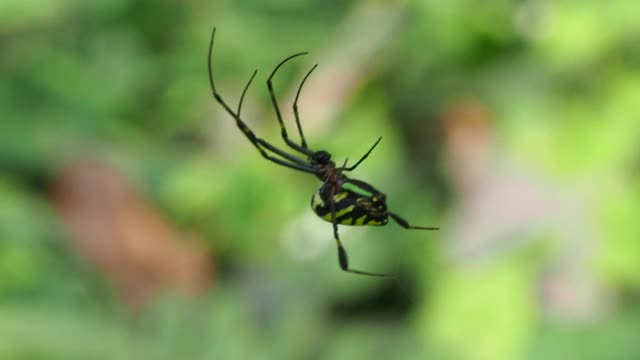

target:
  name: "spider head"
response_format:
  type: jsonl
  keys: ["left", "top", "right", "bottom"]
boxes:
{"left": 310, "top": 150, "right": 332, "bottom": 165}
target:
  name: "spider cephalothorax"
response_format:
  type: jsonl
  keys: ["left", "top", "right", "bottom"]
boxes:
{"left": 208, "top": 28, "right": 438, "bottom": 277}
{"left": 310, "top": 150, "right": 332, "bottom": 164}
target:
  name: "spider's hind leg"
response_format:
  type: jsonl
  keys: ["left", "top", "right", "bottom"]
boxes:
{"left": 389, "top": 212, "right": 439, "bottom": 231}
{"left": 329, "top": 187, "right": 391, "bottom": 278}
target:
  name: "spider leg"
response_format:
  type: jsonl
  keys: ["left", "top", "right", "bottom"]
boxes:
{"left": 320, "top": 157, "right": 348, "bottom": 194}
{"left": 267, "top": 53, "right": 314, "bottom": 156}
{"left": 235, "top": 69, "right": 312, "bottom": 166}
{"left": 329, "top": 186, "right": 391, "bottom": 277}
{"left": 292, "top": 64, "right": 318, "bottom": 150}
{"left": 389, "top": 212, "right": 439, "bottom": 231}
{"left": 236, "top": 69, "right": 257, "bottom": 117}
{"left": 336, "top": 157, "right": 349, "bottom": 172}
{"left": 208, "top": 28, "right": 315, "bottom": 174}
{"left": 342, "top": 137, "right": 382, "bottom": 172}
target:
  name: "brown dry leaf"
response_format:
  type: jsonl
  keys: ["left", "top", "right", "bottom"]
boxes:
{"left": 52, "top": 160, "right": 213, "bottom": 310}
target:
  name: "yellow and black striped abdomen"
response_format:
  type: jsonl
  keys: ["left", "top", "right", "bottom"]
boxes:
{"left": 310, "top": 180, "right": 388, "bottom": 226}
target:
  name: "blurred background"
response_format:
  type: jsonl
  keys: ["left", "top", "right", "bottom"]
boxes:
{"left": 1, "top": 0, "right": 639, "bottom": 359}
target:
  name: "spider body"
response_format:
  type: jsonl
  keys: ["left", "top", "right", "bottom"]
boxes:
{"left": 308, "top": 152, "right": 387, "bottom": 226}
{"left": 208, "top": 28, "right": 438, "bottom": 277}
{"left": 311, "top": 180, "right": 388, "bottom": 226}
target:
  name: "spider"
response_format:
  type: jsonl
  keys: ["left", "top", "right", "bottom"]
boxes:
{"left": 208, "top": 28, "right": 438, "bottom": 277}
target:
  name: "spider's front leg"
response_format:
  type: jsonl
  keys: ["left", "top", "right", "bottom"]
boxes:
{"left": 208, "top": 27, "right": 315, "bottom": 174}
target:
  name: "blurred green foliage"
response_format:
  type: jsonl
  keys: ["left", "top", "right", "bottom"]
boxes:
{"left": 1, "top": 0, "right": 640, "bottom": 359}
